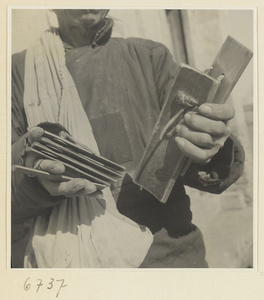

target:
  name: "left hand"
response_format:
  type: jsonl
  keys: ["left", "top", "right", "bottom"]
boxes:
{"left": 175, "top": 103, "right": 235, "bottom": 164}
{"left": 25, "top": 127, "right": 102, "bottom": 199}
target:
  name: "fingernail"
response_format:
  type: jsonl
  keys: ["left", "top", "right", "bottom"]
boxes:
{"left": 28, "top": 127, "right": 44, "bottom": 143}
{"left": 86, "top": 187, "right": 97, "bottom": 194}
{"left": 52, "top": 165, "right": 65, "bottom": 173}
{"left": 175, "top": 137, "right": 185, "bottom": 147}
{"left": 84, "top": 180, "right": 97, "bottom": 193}
{"left": 199, "top": 105, "right": 212, "bottom": 115}
{"left": 74, "top": 182, "right": 86, "bottom": 191}
{"left": 175, "top": 124, "right": 181, "bottom": 133}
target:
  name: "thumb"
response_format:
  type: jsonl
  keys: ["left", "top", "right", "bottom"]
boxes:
{"left": 198, "top": 103, "right": 235, "bottom": 121}
{"left": 28, "top": 127, "right": 44, "bottom": 144}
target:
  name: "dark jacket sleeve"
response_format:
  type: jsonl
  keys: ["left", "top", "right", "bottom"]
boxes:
{"left": 182, "top": 134, "right": 245, "bottom": 193}
{"left": 150, "top": 43, "right": 245, "bottom": 194}
{"left": 11, "top": 51, "right": 64, "bottom": 224}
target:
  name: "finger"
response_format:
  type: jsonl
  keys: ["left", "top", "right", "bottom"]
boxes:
{"left": 39, "top": 178, "right": 97, "bottom": 197}
{"left": 212, "top": 134, "right": 230, "bottom": 149}
{"left": 175, "top": 136, "right": 221, "bottom": 164}
{"left": 37, "top": 159, "right": 65, "bottom": 174}
{"left": 82, "top": 179, "right": 98, "bottom": 194}
{"left": 27, "top": 127, "right": 44, "bottom": 144}
{"left": 198, "top": 103, "right": 235, "bottom": 121}
{"left": 56, "top": 178, "right": 97, "bottom": 196}
{"left": 184, "top": 113, "right": 230, "bottom": 136}
{"left": 176, "top": 123, "right": 230, "bottom": 148}
{"left": 175, "top": 124, "right": 215, "bottom": 148}
{"left": 39, "top": 178, "right": 84, "bottom": 196}
{"left": 88, "top": 190, "right": 104, "bottom": 199}
{"left": 25, "top": 151, "right": 39, "bottom": 168}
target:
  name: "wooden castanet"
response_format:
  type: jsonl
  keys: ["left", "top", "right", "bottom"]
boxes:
{"left": 134, "top": 36, "right": 253, "bottom": 204}
{"left": 134, "top": 64, "right": 221, "bottom": 203}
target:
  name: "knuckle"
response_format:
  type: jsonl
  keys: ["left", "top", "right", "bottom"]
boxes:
{"left": 228, "top": 104, "right": 235, "bottom": 117}
{"left": 202, "top": 151, "right": 211, "bottom": 162}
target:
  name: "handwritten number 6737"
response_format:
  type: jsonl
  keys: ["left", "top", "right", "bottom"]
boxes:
{"left": 24, "top": 277, "right": 67, "bottom": 298}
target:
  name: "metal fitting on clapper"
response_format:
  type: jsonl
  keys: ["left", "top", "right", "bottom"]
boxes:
{"left": 159, "top": 91, "right": 199, "bottom": 140}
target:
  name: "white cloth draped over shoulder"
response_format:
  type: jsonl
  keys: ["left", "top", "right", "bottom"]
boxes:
{"left": 23, "top": 31, "right": 153, "bottom": 268}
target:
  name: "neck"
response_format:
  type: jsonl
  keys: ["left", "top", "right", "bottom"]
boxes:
{"left": 57, "top": 19, "right": 105, "bottom": 48}
{"left": 58, "top": 27, "right": 95, "bottom": 47}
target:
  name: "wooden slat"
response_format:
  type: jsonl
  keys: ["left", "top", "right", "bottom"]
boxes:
{"left": 209, "top": 35, "right": 253, "bottom": 104}
{"left": 134, "top": 64, "right": 221, "bottom": 203}
{"left": 134, "top": 36, "right": 253, "bottom": 204}
{"left": 180, "top": 36, "right": 253, "bottom": 177}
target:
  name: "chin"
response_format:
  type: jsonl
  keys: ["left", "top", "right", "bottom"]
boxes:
{"left": 80, "top": 12, "right": 107, "bottom": 30}
{"left": 60, "top": 9, "right": 109, "bottom": 30}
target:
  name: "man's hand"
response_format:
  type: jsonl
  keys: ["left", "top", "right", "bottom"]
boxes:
{"left": 175, "top": 103, "right": 234, "bottom": 164}
{"left": 25, "top": 127, "right": 100, "bottom": 198}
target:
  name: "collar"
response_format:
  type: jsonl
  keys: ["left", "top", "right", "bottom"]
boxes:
{"left": 91, "top": 17, "right": 114, "bottom": 48}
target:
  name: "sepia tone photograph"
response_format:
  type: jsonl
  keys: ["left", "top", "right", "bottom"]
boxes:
{"left": 10, "top": 8, "right": 254, "bottom": 270}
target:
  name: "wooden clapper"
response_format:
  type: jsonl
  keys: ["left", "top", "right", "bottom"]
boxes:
{"left": 134, "top": 36, "right": 253, "bottom": 204}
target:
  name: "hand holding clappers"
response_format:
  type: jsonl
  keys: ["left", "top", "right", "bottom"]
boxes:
{"left": 134, "top": 36, "right": 253, "bottom": 203}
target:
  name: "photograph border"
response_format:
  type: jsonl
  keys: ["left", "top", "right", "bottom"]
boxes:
{"left": 1, "top": 1, "right": 263, "bottom": 299}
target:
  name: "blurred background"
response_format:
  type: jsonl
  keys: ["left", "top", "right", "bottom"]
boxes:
{"left": 11, "top": 9, "right": 254, "bottom": 268}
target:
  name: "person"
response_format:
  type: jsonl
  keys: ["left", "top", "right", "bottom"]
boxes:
{"left": 11, "top": 9, "right": 245, "bottom": 268}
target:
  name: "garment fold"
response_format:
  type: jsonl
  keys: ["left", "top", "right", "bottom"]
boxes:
{"left": 23, "top": 31, "right": 153, "bottom": 268}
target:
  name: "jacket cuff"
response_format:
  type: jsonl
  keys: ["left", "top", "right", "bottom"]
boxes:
{"left": 11, "top": 134, "right": 65, "bottom": 224}
{"left": 182, "top": 136, "right": 244, "bottom": 194}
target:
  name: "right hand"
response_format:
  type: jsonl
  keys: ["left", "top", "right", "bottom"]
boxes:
{"left": 25, "top": 127, "right": 101, "bottom": 198}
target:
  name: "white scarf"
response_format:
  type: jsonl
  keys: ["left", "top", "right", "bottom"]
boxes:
{"left": 23, "top": 31, "right": 153, "bottom": 268}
